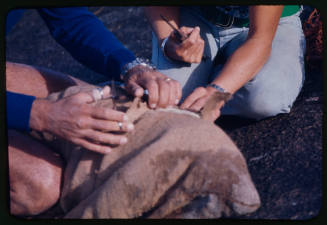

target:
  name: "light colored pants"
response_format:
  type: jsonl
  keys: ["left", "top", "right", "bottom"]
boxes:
{"left": 151, "top": 7, "right": 306, "bottom": 120}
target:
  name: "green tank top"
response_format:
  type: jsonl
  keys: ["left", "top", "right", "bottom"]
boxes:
{"left": 213, "top": 5, "right": 300, "bottom": 19}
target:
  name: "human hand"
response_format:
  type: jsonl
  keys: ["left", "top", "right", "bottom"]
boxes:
{"left": 29, "top": 86, "right": 134, "bottom": 154}
{"left": 165, "top": 26, "right": 205, "bottom": 63}
{"left": 124, "top": 65, "right": 182, "bottom": 109}
{"left": 180, "top": 86, "right": 225, "bottom": 121}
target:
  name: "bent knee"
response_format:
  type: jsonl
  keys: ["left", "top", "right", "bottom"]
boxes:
{"left": 10, "top": 163, "right": 62, "bottom": 216}
{"left": 9, "top": 131, "right": 63, "bottom": 216}
{"left": 244, "top": 93, "right": 294, "bottom": 120}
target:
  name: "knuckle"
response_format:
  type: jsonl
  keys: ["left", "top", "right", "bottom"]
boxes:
{"left": 74, "top": 93, "right": 87, "bottom": 102}
{"left": 106, "top": 135, "right": 119, "bottom": 144}
{"left": 80, "top": 104, "right": 90, "bottom": 113}
{"left": 98, "top": 135, "right": 107, "bottom": 143}
{"left": 75, "top": 117, "right": 85, "bottom": 129}
{"left": 175, "top": 49, "right": 183, "bottom": 57}
{"left": 189, "top": 39, "right": 196, "bottom": 45}
{"left": 180, "top": 26, "right": 187, "bottom": 32}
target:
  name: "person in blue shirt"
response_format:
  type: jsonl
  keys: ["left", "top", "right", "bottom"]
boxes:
{"left": 6, "top": 7, "right": 181, "bottom": 216}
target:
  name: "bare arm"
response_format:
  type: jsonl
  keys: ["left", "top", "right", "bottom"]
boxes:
{"left": 144, "top": 7, "right": 180, "bottom": 45}
{"left": 211, "top": 6, "right": 283, "bottom": 94}
{"left": 144, "top": 6, "right": 204, "bottom": 63}
{"left": 181, "top": 6, "right": 284, "bottom": 121}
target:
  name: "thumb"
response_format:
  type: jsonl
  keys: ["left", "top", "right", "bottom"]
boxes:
{"left": 212, "top": 108, "right": 221, "bottom": 122}
{"left": 73, "top": 86, "right": 111, "bottom": 104}
{"left": 179, "top": 26, "right": 194, "bottom": 36}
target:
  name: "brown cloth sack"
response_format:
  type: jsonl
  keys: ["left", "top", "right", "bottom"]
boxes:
{"left": 34, "top": 85, "right": 260, "bottom": 219}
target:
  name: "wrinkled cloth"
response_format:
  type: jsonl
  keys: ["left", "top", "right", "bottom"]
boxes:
{"left": 32, "top": 85, "right": 260, "bottom": 219}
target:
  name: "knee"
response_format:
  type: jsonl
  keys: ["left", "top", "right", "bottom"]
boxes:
{"left": 244, "top": 90, "right": 293, "bottom": 120}
{"left": 10, "top": 156, "right": 63, "bottom": 216}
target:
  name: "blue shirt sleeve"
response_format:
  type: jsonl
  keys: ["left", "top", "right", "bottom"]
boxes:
{"left": 6, "top": 9, "right": 25, "bottom": 35}
{"left": 37, "top": 7, "right": 136, "bottom": 81}
{"left": 6, "top": 91, "right": 36, "bottom": 131}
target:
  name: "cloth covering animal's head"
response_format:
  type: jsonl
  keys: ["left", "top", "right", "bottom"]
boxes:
{"left": 32, "top": 84, "right": 260, "bottom": 219}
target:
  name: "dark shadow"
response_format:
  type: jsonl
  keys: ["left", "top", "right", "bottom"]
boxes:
{"left": 215, "top": 115, "right": 257, "bottom": 132}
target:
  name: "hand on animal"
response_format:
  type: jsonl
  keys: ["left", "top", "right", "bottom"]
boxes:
{"left": 180, "top": 86, "right": 225, "bottom": 122}
{"left": 124, "top": 65, "right": 182, "bottom": 109}
{"left": 29, "top": 86, "right": 134, "bottom": 154}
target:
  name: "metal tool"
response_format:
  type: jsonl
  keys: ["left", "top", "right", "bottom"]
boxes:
{"left": 110, "top": 78, "right": 119, "bottom": 110}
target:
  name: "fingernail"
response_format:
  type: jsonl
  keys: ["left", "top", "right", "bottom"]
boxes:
{"left": 127, "top": 123, "right": 134, "bottom": 131}
{"left": 120, "top": 137, "right": 128, "bottom": 145}
{"left": 175, "top": 99, "right": 180, "bottom": 105}
{"left": 123, "top": 115, "right": 128, "bottom": 121}
{"left": 151, "top": 104, "right": 156, "bottom": 109}
{"left": 135, "top": 88, "right": 143, "bottom": 97}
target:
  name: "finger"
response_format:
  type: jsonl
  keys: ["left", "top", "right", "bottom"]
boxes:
{"left": 180, "top": 87, "right": 207, "bottom": 109}
{"left": 181, "top": 26, "right": 200, "bottom": 49}
{"left": 157, "top": 79, "right": 170, "bottom": 108}
{"left": 73, "top": 91, "right": 95, "bottom": 104}
{"left": 172, "top": 80, "right": 182, "bottom": 105}
{"left": 189, "top": 26, "right": 201, "bottom": 39}
{"left": 213, "top": 108, "right": 221, "bottom": 121}
{"left": 188, "top": 96, "right": 207, "bottom": 112}
{"left": 81, "top": 129, "right": 128, "bottom": 146}
{"left": 91, "top": 107, "right": 128, "bottom": 122}
{"left": 192, "top": 40, "right": 204, "bottom": 63}
{"left": 165, "top": 79, "right": 178, "bottom": 106}
{"left": 90, "top": 119, "right": 134, "bottom": 132}
{"left": 204, "top": 107, "right": 221, "bottom": 122}
{"left": 145, "top": 79, "right": 159, "bottom": 109}
{"left": 167, "top": 80, "right": 177, "bottom": 106}
{"left": 125, "top": 80, "right": 144, "bottom": 98}
{"left": 71, "top": 137, "right": 113, "bottom": 154}
{"left": 179, "top": 26, "right": 194, "bottom": 36}
{"left": 102, "top": 85, "right": 111, "bottom": 99}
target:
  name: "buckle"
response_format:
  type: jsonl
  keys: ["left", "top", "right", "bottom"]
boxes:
{"left": 215, "top": 14, "right": 234, "bottom": 28}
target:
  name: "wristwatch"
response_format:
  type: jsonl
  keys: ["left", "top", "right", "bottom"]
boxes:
{"left": 120, "top": 58, "right": 156, "bottom": 80}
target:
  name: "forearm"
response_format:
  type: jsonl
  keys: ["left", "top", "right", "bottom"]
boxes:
{"left": 144, "top": 7, "right": 179, "bottom": 45}
{"left": 38, "top": 7, "right": 135, "bottom": 80}
{"left": 212, "top": 37, "right": 272, "bottom": 94}
{"left": 29, "top": 98, "right": 50, "bottom": 132}
{"left": 211, "top": 6, "right": 283, "bottom": 94}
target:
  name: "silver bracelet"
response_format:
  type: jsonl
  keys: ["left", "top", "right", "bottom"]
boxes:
{"left": 207, "top": 83, "right": 227, "bottom": 93}
{"left": 120, "top": 58, "right": 155, "bottom": 80}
